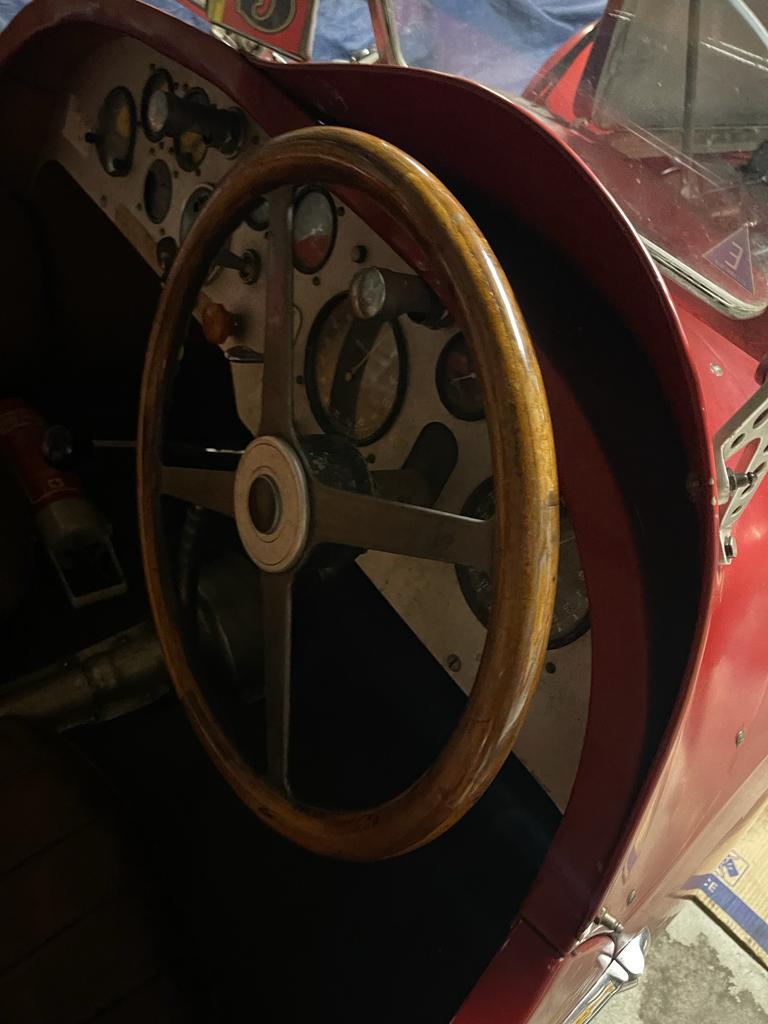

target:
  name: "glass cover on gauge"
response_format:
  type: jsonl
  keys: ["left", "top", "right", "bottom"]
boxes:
{"left": 293, "top": 188, "right": 337, "bottom": 274}
{"left": 456, "top": 482, "right": 589, "bottom": 648}
{"left": 550, "top": 506, "right": 590, "bottom": 648}
{"left": 305, "top": 295, "right": 407, "bottom": 445}
{"left": 246, "top": 196, "right": 270, "bottom": 231}
{"left": 174, "top": 88, "right": 209, "bottom": 172}
{"left": 94, "top": 87, "right": 136, "bottom": 177}
{"left": 141, "top": 68, "right": 173, "bottom": 142}
{"left": 144, "top": 159, "right": 173, "bottom": 224}
{"left": 436, "top": 333, "right": 484, "bottom": 421}
{"left": 180, "top": 184, "right": 213, "bottom": 243}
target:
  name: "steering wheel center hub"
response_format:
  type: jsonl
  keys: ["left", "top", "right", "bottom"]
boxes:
{"left": 234, "top": 435, "right": 309, "bottom": 572}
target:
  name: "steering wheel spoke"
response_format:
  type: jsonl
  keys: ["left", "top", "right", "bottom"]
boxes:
{"left": 310, "top": 480, "right": 494, "bottom": 571}
{"left": 160, "top": 464, "right": 236, "bottom": 517}
{"left": 259, "top": 186, "right": 296, "bottom": 441}
{"left": 261, "top": 571, "right": 294, "bottom": 794}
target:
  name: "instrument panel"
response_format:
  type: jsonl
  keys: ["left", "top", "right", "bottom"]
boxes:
{"left": 46, "top": 36, "right": 589, "bottom": 812}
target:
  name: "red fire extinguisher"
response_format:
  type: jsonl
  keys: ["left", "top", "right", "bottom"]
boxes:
{"left": 0, "top": 399, "right": 126, "bottom": 608}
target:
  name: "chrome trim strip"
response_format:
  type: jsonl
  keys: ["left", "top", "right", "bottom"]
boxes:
{"left": 643, "top": 238, "right": 764, "bottom": 320}
{"left": 562, "top": 928, "right": 650, "bottom": 1024}
{"left": 367, "top": 0, "right": 407, "bottom": 65}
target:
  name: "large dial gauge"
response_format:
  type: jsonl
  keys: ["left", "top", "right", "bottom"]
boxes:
{"left": 305, "top": 294, "right": 407, "bottom": 446}
{"left": 92, "top": 86, "right": 136, "bottom": 177}
{"left": 456, "top": 481, "right": 589, "bottom": 649}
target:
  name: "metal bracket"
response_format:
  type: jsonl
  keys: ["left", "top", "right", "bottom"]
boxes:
{"left": 713, "top": 379, "right": 768, "bottom": 564}
{"left": 367, "top": 0, "right": 407, "bottom": 65}
{"left": 563, "top": 928, "right": 650, "bottom": 1024}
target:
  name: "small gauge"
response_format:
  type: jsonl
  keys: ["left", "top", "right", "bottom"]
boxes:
{"left": 92, "top": 86, "right": 136, "bottom": 177}
{"left": 305, "top": 294, "right": 407, "bottom": 446}
{"left": 293, "top": 188, "right": 337, "bottom": 274}
{"left": 436, "top": 333, "right": 484, "bottom": 421}
{"left": 456, "top": 484, "right": 589, "bottom": 649}
{"left": 155, "top": 236, "right": 178, "bottom": 281}
{"left": 549, "top": 507, "right": 590, "bottom": 648}
{"left": 174, "top": 87, "right": 209, "bottom": 172}
{"left": 456, "top": 478, "right": 495, "bottom": 627}
{"left": 180, "top": 184, "right": 213, "bottom": 243}
{"left": 141, "top": 68, "right": 173, "bottom": 142}
{"left": 246, "top": 195, "right": 270, "bottom": 231}
{"left": 144, "top": 159, "right": 173, "bottom": 224}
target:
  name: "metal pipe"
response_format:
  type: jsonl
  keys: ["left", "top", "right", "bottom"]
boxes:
{"left": 367, "top": 0, "right": 407, "bottom": 65}
{"left": 682, "top": 0, "right": 702, "bottom": 196}
{"left": 0, "top": 622, "right": 169, "bottom": 731}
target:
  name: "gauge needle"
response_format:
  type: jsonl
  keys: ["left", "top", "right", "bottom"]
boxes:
{"left": 345, "top": 330, "right": 386, "bottom": 381}
{"left": 450, "top": 372, "right": 477, "bottom": 386}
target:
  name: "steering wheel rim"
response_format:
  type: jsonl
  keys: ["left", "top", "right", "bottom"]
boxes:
{"left": 138, "top": 126, "right": 559, "bottom": 861}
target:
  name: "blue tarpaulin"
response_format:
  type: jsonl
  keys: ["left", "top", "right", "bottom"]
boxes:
{"left": 0, "top": 0, "right": 604, "bottom": 95}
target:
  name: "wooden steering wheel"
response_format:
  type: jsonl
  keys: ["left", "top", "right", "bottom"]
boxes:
{"left": 137, "top": 127, "right": 559, "bottom": 861}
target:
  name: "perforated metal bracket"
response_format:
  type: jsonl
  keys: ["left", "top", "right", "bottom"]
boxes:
{"left": 714, "top": 380, "right": 768, "bottom": 564}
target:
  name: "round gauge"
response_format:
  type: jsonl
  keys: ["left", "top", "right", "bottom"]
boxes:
{"left": 549, "top": 507, "right": 590, "bottom": 648}
{"left": 293, "top": 188, "right": 337, "bottom": 274}
{"left": 456, "top": 484, "right": 589, "bottom": 649}
{"left": 455, "top": 478, "right": 495, "bottom": 628}
{"left": 94, "top": 86, "right": 136, "bottom": 177}
{"left": 436, "top": 333, "right": 484, "bottom": 421}
{"left": 246, "top": 196, "right": 270, "bottom": 231}
{"left": 180, "top": 184, "right": 213, "bottom": 243}
{"left": 304, "top": 294, "right": 407, "bottom": 446}
{"left": 141, "top": 68, "right": 173, "bottom": 142}
{"left": 174, "top": 87, "right": 209, "bottom": 172}
{"left": 155, "top": 236, "right": 178, "bottom": 281}
{"left": 144, "top": 159, "right": 173, "bottom": 224}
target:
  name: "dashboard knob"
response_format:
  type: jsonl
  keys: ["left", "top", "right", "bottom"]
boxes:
{"left": 146, "top": 91, "right": 244, "bottom": 155}
{"left": 202, "top": 303, "right": 239, "bottom": 347}
{"left": 348, "top": 267, "right": 444, "bottom": 326}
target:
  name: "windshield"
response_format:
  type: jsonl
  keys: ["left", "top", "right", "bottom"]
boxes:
{"left": 390, "top": 0, "right": 768, "bottom": 317}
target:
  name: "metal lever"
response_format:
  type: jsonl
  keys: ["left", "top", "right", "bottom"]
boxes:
{"left": 348, "top": 267, "right": 445, "bottom": 326}
{"left": 146, "top": 91, "right": 244, "bottom": 154}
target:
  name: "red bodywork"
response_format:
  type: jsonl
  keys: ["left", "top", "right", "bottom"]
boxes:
{"left": 1, "top": 3, "right": 767, "bottom": 1021}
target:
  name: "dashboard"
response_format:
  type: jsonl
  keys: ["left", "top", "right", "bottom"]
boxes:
{"left": 37, "top": 35, "right": 590, "bottom": 812}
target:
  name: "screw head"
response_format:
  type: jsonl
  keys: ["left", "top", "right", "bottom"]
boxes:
{"left": 351, "top": 245, "right": 368, "bottom": 264}
{"left": 446, "top": 654, "right": 462, "bottom": 672}
{"left": 627, "top": 889, "right": 638, "bottom": 905}
{"left": 736, "top": 728, "right": 746, "bottom": 746}
{"left": 710, "top": 362, "right": 724, "bottom": 377}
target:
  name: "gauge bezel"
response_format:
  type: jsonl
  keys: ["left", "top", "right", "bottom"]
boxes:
{"left": 96, "top": 86, "right": 137, "bottom": 178}
{"left": 435, "top": 332, "right": 485, "bottom": 422}
{"left": 456, "top": 484, "right": 590, "bottom": 649}
{"left": 547, "top": 505, "right": 591, "bottom": 650}
{"left": 180, "top": 184, "right": 214, "bottom": 244}
{"left": 141, "top": 68, "right": 174, "bottom": 143}
{"left": 292, "top": 186, "right": 338, "bottom": 275}
{"left": 304, "top": 293, "right": 409, "bottom": 447}
{"left": 144, "top": 158, "right": 173, "bottom": 225}
{"left": 174, "top": 87, "right": 210, "bottom": 173}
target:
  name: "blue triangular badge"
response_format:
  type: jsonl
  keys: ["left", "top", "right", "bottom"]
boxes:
{"left": 704, "top": 225, "right": 755, "bottom": 294}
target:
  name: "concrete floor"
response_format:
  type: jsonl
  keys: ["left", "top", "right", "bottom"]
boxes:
{"left": 600, "top": 901, "right": 768, "bottom": 1024}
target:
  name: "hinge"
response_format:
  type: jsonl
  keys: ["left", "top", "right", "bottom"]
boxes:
{"left": 713, "top": 377, "right": 768, "bottom": 564}
{"left": 563, "top": 927, "right": 650, "bottom": 1024}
